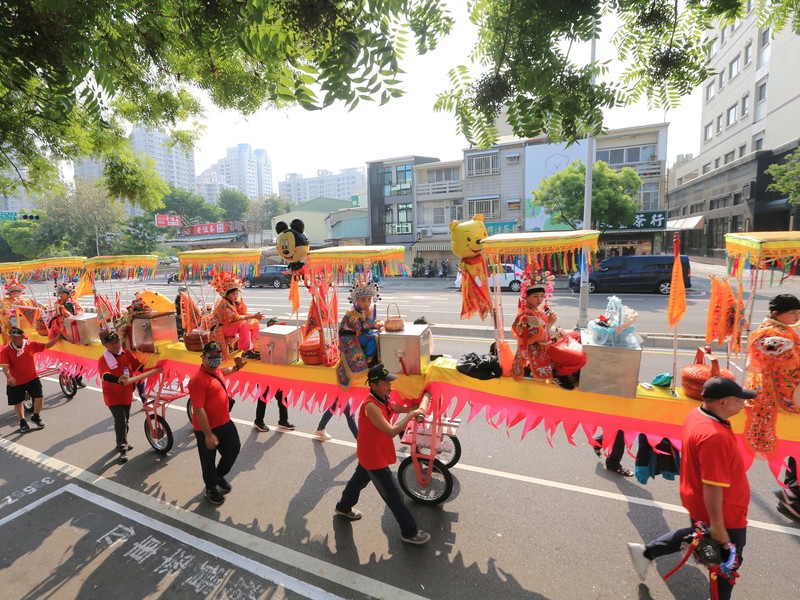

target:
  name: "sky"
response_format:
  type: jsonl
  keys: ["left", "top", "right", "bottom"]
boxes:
{"left": 192, "top": 3, "right": 703, "bottom": 186}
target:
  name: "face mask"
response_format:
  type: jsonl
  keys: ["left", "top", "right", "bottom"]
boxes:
{"left": 206, "top": 356, "right": 222, "bottom": 369}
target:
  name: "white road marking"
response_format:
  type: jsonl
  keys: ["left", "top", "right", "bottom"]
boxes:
{"left": 0, "top": 483, "right": 344, "bottom": 600}
{"left": 0, "top": 439, "right": 430, "bottom": 600}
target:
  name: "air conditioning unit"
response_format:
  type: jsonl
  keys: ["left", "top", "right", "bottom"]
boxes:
{"left": 421, "top": 228, "right": 433, "bottom": 237}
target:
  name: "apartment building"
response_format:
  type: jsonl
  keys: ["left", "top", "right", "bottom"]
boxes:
{"left": 278, "top": 168, "right": 366, "bottom": 203}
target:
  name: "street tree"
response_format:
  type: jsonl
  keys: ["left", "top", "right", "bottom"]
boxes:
{"left": 531, "top": 160, "right": 641, "bottom": 231}
{"left": 767, "top": 147, "right": 800, "bottom": 205}
{"left": 0, "top": 219, "right": 43, "bottom": 260}
{"left": 218, "top": 189, "right": 251, "bottom": 222}
{"left": 119, "top": 215, "right": 161, "bottom": 255}
{"left": 1, "top": 1, "right": 453, "bottom": 205}
{"left": 156, "top": 188, "right": 224, "bottom": 226}
{"left": 37, "top": 182, "right": 127, "bottom": 257}
{"left": 245, "top": 195, "right": 295, "bottom": 230}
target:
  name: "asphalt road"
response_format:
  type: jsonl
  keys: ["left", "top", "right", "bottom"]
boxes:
{"left": 2, "top": 268, "right": 800, "bottom": 599}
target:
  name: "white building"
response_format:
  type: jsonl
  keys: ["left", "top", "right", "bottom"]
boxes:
{"left": 195, "top": 168, "right": 234, "bottom": 205}
{"left": 278, "top": 167, "right": 366, "bottom": 203}
{"left": 206, "top": 144, "right": 272, "bottom": 200}
{"left": 129, "top": 126, "right": 196, "bottom": 192}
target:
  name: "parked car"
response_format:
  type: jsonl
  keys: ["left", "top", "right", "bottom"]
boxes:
{"left": 244, "top": 264, "right": 292, "bottom": 289}
{"left": 453, "top": 263, "right": 525, "bottom": 292}
{"left": 568, "top": 254, "right": 692, "bottom": 295}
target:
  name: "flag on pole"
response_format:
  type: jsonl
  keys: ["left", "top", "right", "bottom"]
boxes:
{"left": 667, "top": 233, "right": 686, "bottom": 328}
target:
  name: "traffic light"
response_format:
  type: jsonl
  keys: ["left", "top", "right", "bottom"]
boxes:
{"left": 20, "top": 213, "right": 39, "bottom": 220}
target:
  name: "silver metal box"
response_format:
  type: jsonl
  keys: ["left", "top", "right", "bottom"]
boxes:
{"left": 130, "top": 312, "right": 179, "bottom": 353}
{"left": 259, "top": 325, "right": 301, "bottom": 365}
{"left": 63, "top": 314, "right": 100, "bottom": 345}
{"left": 579, "top": 331, "right": 642, "bottom": 398}
{"left": 378, "top": 323, "right": 431, "bottom": 375}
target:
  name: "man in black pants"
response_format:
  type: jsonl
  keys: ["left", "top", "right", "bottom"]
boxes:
{"left": 253, "top": 388, "right": 295, "bottom": 432}
{"left": 189, "top": 341, "right": 244, "bottom": 505}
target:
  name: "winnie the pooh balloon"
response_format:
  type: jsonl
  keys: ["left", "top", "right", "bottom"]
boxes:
{"left": 450, "top": 215, "right": 491, "bottom": 320}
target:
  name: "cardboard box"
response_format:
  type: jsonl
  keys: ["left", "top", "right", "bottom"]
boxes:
{"left": 378, "top": 323, "right": 431, "bottom": 375}
{"left": 259, "top": 325, "right": 301, "bottom": 365}
{"left": 129, "top": 312, "right": 179, "bottom": 353}
{"left": 579, "top": 330, "right": 642, "bottom": 398}
{"left": 63, "top": 314, "right": 101, "bottom": 345}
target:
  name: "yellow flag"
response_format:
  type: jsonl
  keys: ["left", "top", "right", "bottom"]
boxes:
{"left": 667, "top": 234, "right": 686, "bottom": 328}
{"left": 74, "top": 272, "right": 93, "bottom": 298}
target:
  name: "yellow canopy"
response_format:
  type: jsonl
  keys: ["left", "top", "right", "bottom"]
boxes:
{"left": 725, "top": 232, "right": 800, "bottom": 262}
{"left": 0, "top": 256, "right": 86, "bottom": 280}
{"left": 178, "top": 248, "right": 262, "bottom": 279}
{"left": 85, "top": 255, "right": 158, "bottom": 280}
{"left": 481, "top": 230, "right": 600, "bottom": 258}
{"left": 307, "top": 245, "right": 409, "bottom": 275}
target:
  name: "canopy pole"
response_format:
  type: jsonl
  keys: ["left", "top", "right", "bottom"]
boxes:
{"left": 670, "top": 323, "right": 679, "bottom": 397}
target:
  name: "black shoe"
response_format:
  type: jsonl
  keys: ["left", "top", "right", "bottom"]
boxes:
{"left": 553, "top": 375, "right": 575, "bottom": 390}
{"left": 118, "top": 444, "right": 133, "bottom": 452}
{"left": 31, "top": 414, "right": 45, "bottom": 428}
{"left": 277, "top": 420, "right": 295, "bottom": 430}
{"left": 242, "top": 350, "right": 260, "bottom": 359}
{"left": 205, "top": 487, "right": 226, "bottom": 505}
{"left": 76, "top": 377, "right": 86, "bottom": 388}
{"left": 253, "top": 420, "right": 270, "bottom": 432}
{"left": 19, "top": 419, "right": 30, "bottom": 433}
{"left": 118, "top": 448, "right": 128, "bottom": 463}
{"left": 217, "top": 477, "right": 232, "bottom": 494}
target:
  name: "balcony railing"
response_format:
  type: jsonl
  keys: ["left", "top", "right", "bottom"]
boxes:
{"left": 630, "top": 160, "right": 664, "bottom": 179}
{"left": 415, "top": 180, "right": 464, "bottom": 197}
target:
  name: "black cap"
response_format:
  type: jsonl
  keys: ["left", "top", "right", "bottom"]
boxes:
{"left": 701, "top": 377, "right": 757, "bottom": 400}
{"left": 202, "top": 341, "right": 222, "bottom": 355}
{"left": 9, "top": 326, "right": 24, "bottom": 336}
{"left": 769, "top": 294, "right": 800, "bottom": 314}
{"left": 367, "top": 363, "right": 397, "bottom": 383}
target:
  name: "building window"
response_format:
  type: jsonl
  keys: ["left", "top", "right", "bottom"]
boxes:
{"left": 426, "top": 167, "right": 459, "bottom": 183}
{"left": 760, "top": 28, "right": 770, "bottom": 48}
{"left": 468, "top": 196, "right": 499, "bottom": 219}
{"left": 708, "top": 38, "right": 718, "bottom": 59}
{"left": 706, "top": 82, "right": 715, "bottom": 101}
{"left": 746, "top": 0, "right": 753, "bottom": 12}
{"left": 757, "top": 81, "right": 767, "bottom": 102}
{"left": 739, "top": 144, "right": 747, "bottom": 158}
{"left": 726, "top": 104, "right": 737, "bottom": 126}
{"left": 702, "top": 163, "right": 712, "bottom": 174}
{"left": 741, "top": 94, "right": 750, "bottom": 116}
{"left": 733, "top": 192, "right": 743, "bottom": 205}
{"left": 754, "top": 136, "right": 764, "bottom": 150}
{"left": 396, "top": 203, "right": 413, "bottom": 234}
{"left": 639, "top": 182, "right": 660, "bottom": 211}
{"left": 724, "top": 151, "right": 736, "bottom": 164}
{"left": 506, "top": 154, "right": 520, "bottom": 164}
{"left": 690, "top": 201, "right": 705, "bottom": 214}
{"left": 383, "top": 206, "right": 394, "bottom": 235}
{"left": 716, "top": 114, "right": 723, "bottom": 134}
{"left": 744, "top": 43, "right": 752, "bottom": 65}
{"left": 466, "top": 153, "right": 499, "bottom": 177}
{"left": 715, "top": 157, "right": 721, "bottom": 168}
{"left": 755, "top": 80, "right": 767, "bottom": 120}
{"left": 704, "top": 123, "right": 713, "bottom": 141}
{"left": 729, "top": 55, "right": 740, "bottom": 79}
{"left": 720, "top": 26, "right": 727, "bottom": 44}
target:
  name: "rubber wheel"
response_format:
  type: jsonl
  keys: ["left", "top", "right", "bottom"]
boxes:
{"left": 417, "top": 434, "right": 462, "bottom": 468}
{"left": 23, "top": 393, "right": 33, "bottom": 412}
{"left": 398, "top": 456, "right": 453, "bottom": 505}
{"left": 59, "top": 373, "right": 78, "bottom": 399}
{"left": 658, "top": 280, "right": 671, "bottom": 295}
{"left": 509, "top": 280, "right": 521, "bottom": 292}
{"left": 144, "top": 415, "right": 174, "bottom": 454}
{"left": 272, "top": 278, "right": 282, "bottom": 289}
{"left": 186, "top": 398, "right": 193, "bottom": 423}
{"left": 244, "top": 279, "right": 252, "bottom": 288}
{"left": 588, "top": 281, "right": 596, "bottom": 294}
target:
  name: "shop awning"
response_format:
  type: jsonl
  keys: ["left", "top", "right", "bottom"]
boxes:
{"left": 667, "top": 215, "right": 705, "bottom": 231}
{"left": 412, "top": 240, "right": 451, "bottom": 252}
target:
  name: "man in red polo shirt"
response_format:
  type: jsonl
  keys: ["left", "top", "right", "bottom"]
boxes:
{"left": 190, "top": 341, "right": 244, "bottom": 505}
{"left": 1, "top": 326, "right": 62, "bottom": 432}
{"left": 334, "top": 363, "right": 430, "bottom": 545}
{"left": 628, "top": 377, "right": 754, "bottom": 600}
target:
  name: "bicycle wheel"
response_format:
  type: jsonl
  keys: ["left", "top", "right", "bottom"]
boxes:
{"left": 186, "top": 398, "right": 193, "bottom": 423}
{"left": 417, "top": 434, "right": 462, "bottom": 468}
{"left": 59, "top": 373, "right": 78, "bottom": 399}
{"left": 144, "top": 415, "right": 173, "bottom": 454}
{"left": 398, "top": 456, "right": 453, "bottom": 505}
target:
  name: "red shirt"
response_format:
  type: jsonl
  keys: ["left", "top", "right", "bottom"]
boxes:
{"left": 98, "top": 350, "right": 142, "bottom": 407}
{"left": 357, "top": 393, "right": 397, "bottom": 470}
{"left": 0, "top": 340, "right": 46, "bottom": 386}
{"left": 679, "top": 407, "right": 750, "bottom": 529}
{"left": 189, "top": 367, "right": 231, "bottom": 431}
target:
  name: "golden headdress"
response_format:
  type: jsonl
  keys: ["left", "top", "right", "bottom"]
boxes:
{"left": 4, "top": 278, "right": 25, "bottom": 294}
{"left": 211, "top": 271, "right": 242, "bottom": 296}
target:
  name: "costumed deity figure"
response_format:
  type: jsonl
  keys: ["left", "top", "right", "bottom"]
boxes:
{"left": 47, "top": 283, "right": 85, "bottom": 339}
{"left": 275, "top": 218, "right": 310, "bottom": 314}
{"left": 511, "top": 269, "right": 585, "bottom": 389}
{"left": 114, "top": 297, "right": 153, "bottom": 346}
{"left": 450, "top": 215, "right": 491, "bottom": 320}
{"left": 210, "top": 271, "right": 263, "bottom": 359}
{"left": 336, "top": 276, "right": 383, "bottom": 387}
{"left": 744, "top": 294, "right": 800, "bottom": 515}
{"left": 0, "top": 279, "right": 44, "bottom": 344}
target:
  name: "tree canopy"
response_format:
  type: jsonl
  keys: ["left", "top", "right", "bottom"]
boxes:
{"left": 155, "top": 187, "right": 224, "bottom": 225}
{"left": 531, "top": 160, "right": 642, "bottom": 231}
{"left": 218, "top": 189, "right": 251, "bottom": 222}
{"left": 767, "top": 147, "right": 800, "bottom": 206}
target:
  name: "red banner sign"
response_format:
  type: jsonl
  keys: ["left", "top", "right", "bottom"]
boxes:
{"left": 154, "top": 214, "right": 181, "bottom": 227}
{"left": 192, "top": 222, "right": 231, "bottom": 236}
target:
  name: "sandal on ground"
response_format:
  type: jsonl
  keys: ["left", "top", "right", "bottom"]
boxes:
{"left": 608, "top": 465, "right": 634, "bottom": 477}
